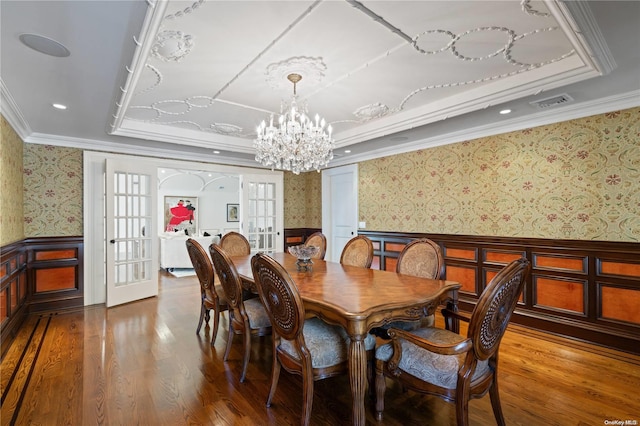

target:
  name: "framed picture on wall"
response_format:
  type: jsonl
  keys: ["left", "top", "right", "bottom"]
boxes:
{"left": 227, "top": 203, "right": 239, "bottom": 222}
{"left": 164, "top": 196, "right": 198, "bottom": 235}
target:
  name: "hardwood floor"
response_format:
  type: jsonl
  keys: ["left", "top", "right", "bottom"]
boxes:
{"left": 2, "top": 271, "right": 639, "bottom": 425}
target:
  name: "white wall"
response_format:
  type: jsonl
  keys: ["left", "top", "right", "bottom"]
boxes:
{"left": 158, "top": 168, "right": 240, "bottom": 236}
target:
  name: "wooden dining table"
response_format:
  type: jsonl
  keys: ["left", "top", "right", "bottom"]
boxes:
{"left": 230, "top": 252, "right": 461, "bottom": 426}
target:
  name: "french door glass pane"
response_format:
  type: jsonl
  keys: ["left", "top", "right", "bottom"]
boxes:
{"left": 113, "top": 171, "right": 153, "bottom": 288}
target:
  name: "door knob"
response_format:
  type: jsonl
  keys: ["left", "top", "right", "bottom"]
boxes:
{"left": 109, "top": 239, "right": 116, "bottom": 244}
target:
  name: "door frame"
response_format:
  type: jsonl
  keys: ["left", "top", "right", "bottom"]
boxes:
{"left": 322, "top": 164, "right": 359, "bottom": 262}
{"left": 84, "top": 152, "right": 283, "bottom": 306}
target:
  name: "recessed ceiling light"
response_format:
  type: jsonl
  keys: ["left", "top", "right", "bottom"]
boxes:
{"left": 344, "top": 150, "right": 351, "bottom": 153}
{"left": 499, "top": 109, "right": 512, "bottom": 115}
{"left": 52, "top": 103, "right": 67, "bottom": 110}
{"left": 213, "top": 150, "right": 221, "bottom": 154}
{"left": 19, "top": 33, "right": 70, "bottom": 57}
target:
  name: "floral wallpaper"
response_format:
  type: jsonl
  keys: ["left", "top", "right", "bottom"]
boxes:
{"left": 359, "top": 107, "right": 640, "bottom": 242}
{"left": 23, "top": 144, "right": 83, "bottom": 236}
{"left": 0, "top": 115, "right": 25, "bottom": 245}
{"left": 283, "top": 171, "right": 322, "bottom": 228}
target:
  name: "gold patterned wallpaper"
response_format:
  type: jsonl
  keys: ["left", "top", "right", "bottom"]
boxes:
{"left": 3, "top": 107, "right": 638, "bottom": 245}
{"left": 359, "top": 107, "right": 640, "bottom": 242}
{"left": 283, "top": 171, "right": 322, "bottom": 228}
{"left": 0, "top": 115, "right": 25, "bottom": 245}
{"left": 23, "top": 144, "right": 83, "bottom": 237}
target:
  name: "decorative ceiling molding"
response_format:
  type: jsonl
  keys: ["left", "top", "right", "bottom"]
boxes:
{"left": 264, "top": 57, "right": 327, "bottom": 92}
{"left": 150, "top": 30, "right": 194, "bottom": 62}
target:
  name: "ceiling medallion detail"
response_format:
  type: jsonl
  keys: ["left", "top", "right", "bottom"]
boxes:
{"left": 353, "top": 103, "right": 390, "bottom": 122}
{"left": 151, "top": 30, "right": 194, "bottom": 62}
{"left": 255, "top": 73, "right": 334, "bottom": 174}
{"left": 265, "top": 57, "right": 327, "bottom": 92}
{"left": 210, "top": 123, "right": 243, "bottom": 136}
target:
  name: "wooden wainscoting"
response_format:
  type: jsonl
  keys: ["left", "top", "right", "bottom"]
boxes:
{"left": 284, "top": 228, "right": 321, "bottom": 250}
{"left": 0, "top": 241, "right": 28, "bottom": 357}
{"left": 25, "top": 237, "right": 84, "bottom": 314}
{"left": 361, "top": 231, "right": 640, "bottom": 355}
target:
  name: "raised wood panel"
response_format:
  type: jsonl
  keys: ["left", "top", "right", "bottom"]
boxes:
{"left": 535, "top": 277, "right": 585, "bottom": 314}
{"left": 384, "top": 242, "right": 406, "bottom": 253}
{"left": 371, "top": 256, "right": 380, "bottom": 270}
{"left": 485, "top": 251, "right": 523, "bottom": 263}
{"left": 385, "top": 257, "right": 398, "bottom": 272}
{"left": 1, "top": 241, "right": 28, "bottom": 357}
{"left": 485, "top": 269, "right": 524, "bottom": 302}
{"left": 600, "top": 260, "right": 640, "bottom": 278}
{"left": 600, "top": 286, "right": 640, "bottom": 325}
{"left": 19, "top": 274, "right": 27, "bottom": 303}
{"left": 534, "top": 254, "right": 586, "bottom": 273}
{"left": 10, "top": 280, "right": 18, "bottom": 310}
{"left": 34, "top": 249, "right": 77, "bottom": 261}
{"left": 444, "top": 247, "right": 476, "bottom": 260}
{"left": 35, "top": 267, "right": 77, "bottom": 292}
{"left": 361, "top": 230, "right": 640, "bottom": 354}
{"left": 446, "top": 265, "right": 476, "bottom": 294}
{"left": 0, "top": 288, "right": 6, "bottom": 323}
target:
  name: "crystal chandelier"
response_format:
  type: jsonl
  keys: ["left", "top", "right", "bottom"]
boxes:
{"left": 254, "top": 73, "right": 334, "bottom": 174}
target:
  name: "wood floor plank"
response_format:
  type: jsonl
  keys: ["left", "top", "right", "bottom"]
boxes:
{"left": 2, "top": 271, "right": 639, "bottom": 425}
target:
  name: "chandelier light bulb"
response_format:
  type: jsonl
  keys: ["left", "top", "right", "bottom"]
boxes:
{"left": 254, "top": 73, "right": 334, "bottom": 174}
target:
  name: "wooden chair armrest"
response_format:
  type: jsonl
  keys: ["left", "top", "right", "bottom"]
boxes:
{"left": 441, "top": 308, "right": 471, "bottom": 323}
{"left": 387, "top": 327, "right": 472, "bottom": 356}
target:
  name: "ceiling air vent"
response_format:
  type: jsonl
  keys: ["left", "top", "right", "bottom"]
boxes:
{"left": 529, "top": 93, "right": 574, "bottom": 110}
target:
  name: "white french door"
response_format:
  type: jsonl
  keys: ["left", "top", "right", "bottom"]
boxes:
{"left": 241, "top": 173, "right": 284, "bottom": 254}
{"left": 105, "top": 158, "right": 158, "bottom": 307}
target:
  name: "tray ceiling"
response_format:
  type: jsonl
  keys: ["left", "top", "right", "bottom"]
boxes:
{"left": 2, "top": 1, "right": 637, "bottom": 169}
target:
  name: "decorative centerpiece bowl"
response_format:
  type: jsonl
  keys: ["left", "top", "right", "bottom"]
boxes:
{"left": 288, "top": 245, "right": 319, "bottom": 271}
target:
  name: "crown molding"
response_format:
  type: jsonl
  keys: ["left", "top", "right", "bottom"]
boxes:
{"left": 555, "top": 0, "right": 617, "bottom": 75}
{"left": 23, "top": 132, "right": 258, "bottom": 168}
{"left": 0, "top": 79, "right": 32, "bottom": 140}
{"left": 332, "top": 89, "right": 640, "bottom": 167}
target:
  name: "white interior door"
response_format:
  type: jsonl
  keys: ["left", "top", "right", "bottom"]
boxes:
{"left": 105, "top": 158, "right": 158, "bottom": 307}
{"left": 322, "top": 164, "right": 358, "bottom": 262}
{"left": 241, "top": 173, "right": 284, "bottom": 254}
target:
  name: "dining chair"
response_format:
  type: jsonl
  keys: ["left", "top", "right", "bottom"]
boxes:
{"left": 303, "top": 231, "right": 327, "bottom": 260}
{"left": 371, "top": 238, "right": 445, "bottom": 338}
{"left": 374, "top": 257, "right": 530, "bottom": 426}
{"left": 251, "top": 252, "right": 375, "bottom": 426}
{"left": 185, "top": 238, "right": 228, "bottom": 346}
{"left": 219, "top": 231, "right": 251, "bottom": 256}
{"left": 339, "top": 235, "right": 374, "bottom": 268}
{"left": 209, "top": 244, "right": 271, "bottom": 382}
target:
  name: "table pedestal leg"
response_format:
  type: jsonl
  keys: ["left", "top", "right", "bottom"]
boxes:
{"left": 349, "top": 336, "right": 366, "bottom": 426}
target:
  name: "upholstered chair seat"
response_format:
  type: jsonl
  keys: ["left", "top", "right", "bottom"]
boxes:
{"left": 376, "top": 327, "right": 490, "bottom": 388}
{"left": 242, "top": 297, "right": 272, "bottom": 329}
{"left": 375, "top": 257, "right": 530, "bottom": 426}
{"left": 251, "top": 253, "right": 375, "bottom": 426}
